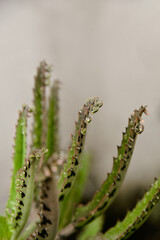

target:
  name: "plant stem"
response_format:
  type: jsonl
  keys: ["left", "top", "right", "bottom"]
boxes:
{"left": 18, "top": 220, "right": 39, "bottom": 240}
{"left": 55, "top": 223, "right": 76, "bottom": 240}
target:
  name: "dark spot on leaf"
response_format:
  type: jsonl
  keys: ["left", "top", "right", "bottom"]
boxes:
{"left": 59, "top": 194, "right": 64, "bottom": 201}
{"left": 40, "top": 214, "right": 52, "bottom": 225}
{"left": 41, "top": 202, "right": 51, "bottom": 212}
{"left": 27, "top": 160, "right": 30, "bottom": 168}
{"left": 41, "top": 190, "right": 48, "bottom": 199}
{"left": 64, "top": 182, "right": 72, "bottom": 189}
{"left": 121, "top": 161, "right": 126, "bottom": 171}
{"left": 117, "top": 174, "right": 121, "bottom": 181}
{"left": 21, "top": 191, "right": 25, "bottom": 198}
{"left": 15, "top": 214, "right": 21, "bottom": 221}
{"left": 18, "top": 200, "right": 24, "bottom": 206}
{"left": 38, "top": 228, "right": 48, "bottom": 238}
{"left": 109, "top": 188, "right": 116, "bottom": 198}
{"left": 75, "top": 158, "right": 79, "bottom": 165}
{"left": 97, "top": 201, "right": 108, "bottom": 211}
{"left": 67, "top": 169, "right": 76, "bottom": 179}
{"left": 81, "top": 134, "right": 84, "bottom": 139}
{"left": 23, "top": 170, "right": 27, "bottom": 178}
{"left": 85, "top": 216, "right": 95, "bottom": 224}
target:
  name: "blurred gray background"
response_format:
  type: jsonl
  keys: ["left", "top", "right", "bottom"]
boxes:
{"left": 1, "top": 0, "right": 160, "bottom": 214}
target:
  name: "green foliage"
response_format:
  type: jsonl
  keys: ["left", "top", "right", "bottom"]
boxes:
{"left": 57, "top": 97, "right": 103, "bottom": 203}
{"left": 6, "top": 105, "right": 30, "bottom": 218}
{"left": 77, "top": 215, "right": 104, "bottom": 240}
{"left": 45, "top": 80, "right": 60, "bottom": 162}
{"left": 11, "top": 149, "right": 47, "bottom": 240}
{"left": 73, "top": 106, "right": 147, "bottom": 228}
{"left": 0, "top": 216, "right": 12, "bottom": 240}
{"left": 32, "top": 61, "right": 52, "bottom": 150}
{"left": 1, "top": 61, "right": 160, "bottom": 240}
{"left": 59, "top": 152, "right": 91, "bottom": 229}
{"left": 103, "top": 178, "right": 160, "bottom": 240}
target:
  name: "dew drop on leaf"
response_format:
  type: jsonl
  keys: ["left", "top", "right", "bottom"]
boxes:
{"left": 97, "top": 100, "right": 103, "bottom": 108}
{"left": 85, "top": 116, "right": 92, "bottom": 124}
{"left": 91, "top": 106, "right": 99, "bottom": 114}
{"left": 81, "top": 128, "right": 86, "bottom": 135}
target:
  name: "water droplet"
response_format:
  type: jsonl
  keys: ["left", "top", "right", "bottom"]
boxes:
{"left": 134, "top": 123, "right": 144, "bottom": 134}
{"left": 81, "top": 128, "right": 86, "bottom": 135}
{"left": 63, "top": 172, "right": 67, "bottom": 177}
{"left": 118, "top": 154, "right": 122, "bottom": 160}
{"left": 85, "top": 115, "right": 92, "bottom": 124}
{"left": 28, "top": 107, "right": 33, "bottom": 113}
{"left": 91, "top": 106, "right": 99, "bottom": 114}
{"left": 21, "top": 122, "right": 24, "bottom": 126}
{"left": 97, "top": 100, "right": 103, "bottom": 108}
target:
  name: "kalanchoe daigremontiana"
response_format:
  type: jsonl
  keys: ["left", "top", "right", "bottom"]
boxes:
{"left": 1, "top": 61, "right": 160, "bottom": 240}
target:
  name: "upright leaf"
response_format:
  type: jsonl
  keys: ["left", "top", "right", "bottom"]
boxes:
{"left": 10, "top": 149, "right": 47, "bottom": 240}
{"left": 45, "top": 80, "right": 60, "bottom": 163}
{"left": 6, "top": 105, "right": 30, "bottom": 217}
{"left": 57, "top": 97, "right": 103, "bottom": 202}
{"left": 30, "top": 170, "right": 59, "bottom": 240}
{"left": 32, "top": 61, "right": 52, "bottom": 150}
{"left": 59, "top": 152, "right": 91, "bottom": 229}
{"left": 73, "top": 106, "right": 148, "bottom": 227}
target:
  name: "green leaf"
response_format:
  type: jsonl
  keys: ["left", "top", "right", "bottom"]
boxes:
{"left": 57, "top": 97, "right": 103, "bottom": 202}
{"left": 77, "top": 215, "right": 104, "bottom": 240}
{"left": 73, "top": 106, "right": 147, "bottom": 227}
{"left": 104, "top": 177, "right": 160, "bottom": 240}
{"left": 32, "top": 61, "right": 52, "bottom": 150}
{"left": 11, "top": 149, "right": 47, "bottom": 240}
{"left": 44, "top": 80, "right": 60, "bottom": 163}
{"left": 59, "top": 152, "right": 91, "bottom": 229}
{"left": 0, "top": 216, "right": 12, "bottom": 240}
{"left": 87, "top": 233, "right": 106, "bottom": 240}
{"left": 6, "top": 105, "right": 30, "bottom": 218}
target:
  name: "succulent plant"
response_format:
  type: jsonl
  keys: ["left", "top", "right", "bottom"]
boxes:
{"left": 1, "top": 61, "right": 160, "bottom": 240}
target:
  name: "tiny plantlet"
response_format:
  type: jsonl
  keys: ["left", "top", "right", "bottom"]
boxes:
{"left": 1, "top": 61, "right": 160, "bottom": 240}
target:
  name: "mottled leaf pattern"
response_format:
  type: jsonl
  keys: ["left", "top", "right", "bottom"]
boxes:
{"left": 6, "top": 105, "right": 31, "bottom": 218}
{"left": 32, "top": 61, "right": 52, "bottom": 150}
{"left": 59, "top": 152, "right": 91, "bottom": 229}
{"left": 11, "top": 149, "right": 47, "bottom": 240}
{"left": 104, "top": 177, "right": 160, "bottom": 240}
{"left": 57, "top": 97, "right": 103, "bottom": 202}
{"left": 30, "top": 170, "right": 59, "bottom": 240}
{"left": 73, "top": 106, "right": 147, "bottom": 227}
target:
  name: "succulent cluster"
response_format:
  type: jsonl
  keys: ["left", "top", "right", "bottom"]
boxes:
{"left": 1, "top": 61, "right": 160, "bottom": 240}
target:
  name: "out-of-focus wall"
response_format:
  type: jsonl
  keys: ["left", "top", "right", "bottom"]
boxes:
{"left": 1, "top": 0, "right": 160, "bottom": 213}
